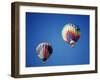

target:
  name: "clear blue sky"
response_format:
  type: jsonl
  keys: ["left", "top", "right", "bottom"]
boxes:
{"left": 26, "top": 12, "right": 90, "bottom": 67}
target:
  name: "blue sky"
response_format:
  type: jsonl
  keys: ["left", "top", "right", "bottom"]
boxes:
{"left": 26, "top": 12, "right": 90, "bottom": 67}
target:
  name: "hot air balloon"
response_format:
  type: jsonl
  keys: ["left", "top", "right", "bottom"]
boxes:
{"left": 62, "top": 23, "right": 80, "bottom": 47}
{"left": 36, "top": 42, "right": 53, "bottom": 63}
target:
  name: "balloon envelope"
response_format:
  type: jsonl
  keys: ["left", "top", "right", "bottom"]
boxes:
{"left": 36, "top": 42, "right": 53, "bottom": 63}
{"left": 62, "top": 23, "right": 80, "bottom": 47}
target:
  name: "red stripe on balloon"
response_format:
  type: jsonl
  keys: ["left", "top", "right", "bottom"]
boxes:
{"left": 66, "top": 30, "right": 80, "bottom": 42}
{"left": 43, "top": 46, "right": 48, "bottom": 59}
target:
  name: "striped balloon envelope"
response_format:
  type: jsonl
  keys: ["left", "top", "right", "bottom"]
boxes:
{"left": 62, "top": 23, "right": 80, "bottom": 47}
{"left": 36, "top": 42, "right": 53, "bottom": 63}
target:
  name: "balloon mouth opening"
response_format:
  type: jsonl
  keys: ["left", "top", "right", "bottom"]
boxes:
{"left": 42, "top": 58, "right": 47, "bottom": 64}
{"left": 69, "top": 40, "right": 75, "bottom": 47}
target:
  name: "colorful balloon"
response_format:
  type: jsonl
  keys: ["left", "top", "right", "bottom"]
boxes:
{"left": 36, "top": 42, "right": 53, "bottom": 63}
{"left": 62, "top": 23, "right": 80, "bottom": 47}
